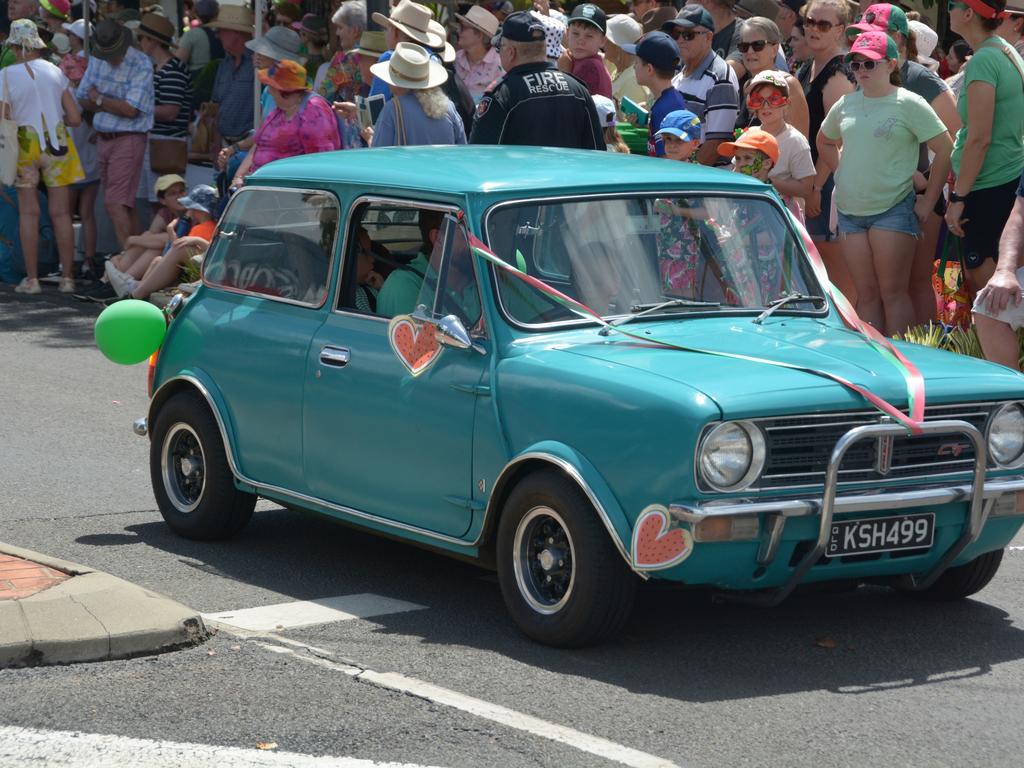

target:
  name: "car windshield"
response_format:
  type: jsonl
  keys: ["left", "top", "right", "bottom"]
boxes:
{"left": 485, "top": 194, "right": 824, "bottom": 327}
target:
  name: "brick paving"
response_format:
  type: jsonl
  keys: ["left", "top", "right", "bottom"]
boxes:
{"left": 0, "top": 554, "right": 70, "bottom": 600}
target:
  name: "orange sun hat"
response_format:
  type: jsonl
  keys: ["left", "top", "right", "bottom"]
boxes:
{"left": 717, "top": 127, "right": 780, "bottom": 164}
{"left": 257, "top": 60, "right": 309, "bottom": 91}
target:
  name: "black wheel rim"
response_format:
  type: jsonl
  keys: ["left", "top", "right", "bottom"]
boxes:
{"left": 513, "top": 506, "right": 575, "bottom": 615}
{"left": 161, "top": 423, "right": 206, "bottom": 514}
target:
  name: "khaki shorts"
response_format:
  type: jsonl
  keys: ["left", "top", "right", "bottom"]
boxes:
{"left": 15, "top": 124, "right": 85, "bottom": 189}
{"left": 973, "top": 267, "right": 1024, "bottom": 330}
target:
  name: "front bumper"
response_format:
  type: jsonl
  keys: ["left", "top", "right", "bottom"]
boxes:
{"left": 670, "top": 420, "right": 1024, "bottom": 605}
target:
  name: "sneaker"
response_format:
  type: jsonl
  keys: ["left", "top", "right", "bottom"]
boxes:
{"left": 14, "top": 278, "right": 41, "bottom": 294}
{"left": 104, "top": 261, "right": 138, "bottom": 298}
{"left": 73, "top": 281, "right": 116, "bottom": 302}
{"left": 59, "top": 278, "right": 76, "bottom": 294}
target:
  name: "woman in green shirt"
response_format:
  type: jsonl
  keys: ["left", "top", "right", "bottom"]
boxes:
{"left": 947, "top": 0, "right": 1024, "bottom": 292}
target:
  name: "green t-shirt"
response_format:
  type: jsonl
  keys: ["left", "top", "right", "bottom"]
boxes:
{"left": 376, "top": 252, "right": 430, "bottom": 318}
{"left": 821, "top": 88, "right": 946, "bottom": 216}
{"left": 0, "top": 47, "right": 14, "bottom": 69}
{"left": 951, "top": 40, "right": 1024, "bottom": 191}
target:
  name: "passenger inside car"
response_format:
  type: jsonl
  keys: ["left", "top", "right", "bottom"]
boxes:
{"left": 375, "top": 209, "right": 442, "bottom": 317}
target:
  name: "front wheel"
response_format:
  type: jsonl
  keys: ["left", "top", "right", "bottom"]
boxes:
{"left": 905, "top": 548, "right": 1004, "bottom": 601}
{"left": 496, "top": 470, "right": 637, "bottom": 647}
{"left": 150, "top": 390, "right": 256, "bottom": 540}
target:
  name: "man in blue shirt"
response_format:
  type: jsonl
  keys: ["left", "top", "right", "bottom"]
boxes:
{"left": 207, "top": 4, "right": 256, "bottom": 145}
{"left": 77, "top": 20, "right": 154, "bottom": 248}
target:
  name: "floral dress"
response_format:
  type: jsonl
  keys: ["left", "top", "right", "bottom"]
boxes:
{"left": 316, "top": 49, "right": 367, "bottom": 149}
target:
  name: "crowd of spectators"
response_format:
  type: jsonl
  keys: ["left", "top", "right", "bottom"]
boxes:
{"left": 0, "top": 0, "right": 1023, "bottom": 373}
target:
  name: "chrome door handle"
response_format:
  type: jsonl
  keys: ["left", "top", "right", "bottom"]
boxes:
{"left": 319, "top": 346, "right": 350, "bottom": 367}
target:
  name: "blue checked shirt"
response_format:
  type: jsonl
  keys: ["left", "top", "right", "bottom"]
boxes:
{"left": 212, "top": 50, "right": 255, "bottom": 140}
{"left": 77, "top": 47, "right": 154, "bottom": 133}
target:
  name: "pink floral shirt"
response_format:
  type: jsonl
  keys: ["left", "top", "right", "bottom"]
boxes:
{"left": 250, "top": 93, "right": 341, "bottom": 173}
{"left": 454, "top": 47, "right": 504, "bottom": 103}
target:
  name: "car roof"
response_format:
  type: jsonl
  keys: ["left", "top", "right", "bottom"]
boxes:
{"left": 248, "top": 146, "right": 769, "bottom": 196}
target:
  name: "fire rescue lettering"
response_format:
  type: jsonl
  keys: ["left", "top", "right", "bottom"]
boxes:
{"left": 522, "top": 71, "right": 571, "bottom": 95}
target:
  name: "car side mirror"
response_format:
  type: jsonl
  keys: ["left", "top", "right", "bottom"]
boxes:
{"left": 434, "top": 314, "right": 473, "bottom": 350}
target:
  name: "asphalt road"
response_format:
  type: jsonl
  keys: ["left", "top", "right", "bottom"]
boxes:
{"left": 2, "top": 285, "right": 1024, "bottom": 768}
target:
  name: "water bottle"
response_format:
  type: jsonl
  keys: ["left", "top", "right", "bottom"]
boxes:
{"left": 174, "top": 215, "right": 192, "bottom": 239}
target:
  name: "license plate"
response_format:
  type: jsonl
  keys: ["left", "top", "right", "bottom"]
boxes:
{"left": 826, "top": 513, "right": 935, "bottom": 557}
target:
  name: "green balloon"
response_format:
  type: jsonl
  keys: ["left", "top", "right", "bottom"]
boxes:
{"left": 94, "top": 299, "right": 167, "bottom": 365}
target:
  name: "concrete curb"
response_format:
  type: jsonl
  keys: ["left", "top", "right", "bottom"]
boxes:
{"left": 0, "top": 543, "right": 209, "bottom": 669}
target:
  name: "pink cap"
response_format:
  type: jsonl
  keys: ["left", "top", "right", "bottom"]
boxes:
{"left": 845, "top": 30, "right": 898, "bottom": 62}
{"left": 40, "top": 0, "right": 71, "bottom": 20}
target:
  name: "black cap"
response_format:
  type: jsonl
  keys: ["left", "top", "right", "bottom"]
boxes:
{"left": 622, "top": 30, "right": 680, "bottom": 71}
{"left": 568, "top": 3, "right": 607, "bottom": 33}
{"left": 662, "top": 4, "right": 716, "bottom": 32}
{"left": 498, "top": 11, "right": 547, "bottom": 43}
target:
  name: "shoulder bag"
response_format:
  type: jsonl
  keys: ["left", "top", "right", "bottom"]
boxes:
{"left": 0, "top": 69, "right": 19, "bottom": 186}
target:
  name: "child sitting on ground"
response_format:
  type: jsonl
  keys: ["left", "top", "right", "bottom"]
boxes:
{"left": 558, "top": 4, "right": 614, "bottom": 98}
{"left": 105, "top": 185, "right": 219, "bottom": 300}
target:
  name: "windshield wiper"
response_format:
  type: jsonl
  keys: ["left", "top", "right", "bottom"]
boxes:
{"left": 753, "top": 292, "right": 827, "bottom": 325}
{"left": 599, "top": 298, "right": 721, "bottom": 336}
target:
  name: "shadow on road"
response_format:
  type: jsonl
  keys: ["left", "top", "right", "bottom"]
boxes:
{"left": 0, "top": 285, "right": 102, "bottom": 349}
{"left": 75, "top": 505, "right": 1024, "bottom": 704}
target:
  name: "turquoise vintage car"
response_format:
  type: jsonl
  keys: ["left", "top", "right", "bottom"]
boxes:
{"left": 139, "top": 146, "right": 1024, "bottom": 647}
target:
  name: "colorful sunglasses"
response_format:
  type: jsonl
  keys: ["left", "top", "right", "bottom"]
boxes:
{"left": 848, "top": 59, "right": 879, "bottom": 70}
{"left": 746, "top": 91, "right": 788, "bottom": 109}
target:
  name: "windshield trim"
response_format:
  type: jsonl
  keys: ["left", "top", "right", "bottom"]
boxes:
{"left": 482, "top": 189, "right": 829, "bottom": 333}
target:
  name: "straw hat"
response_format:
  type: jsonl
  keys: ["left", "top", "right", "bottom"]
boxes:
{"left": 456, "top": 5, "right": 499, "bottom": 38}
{"left": 372, "top": 0, "right": 444, "bottom": 48}
{"left": 207, "top": 4, "right": 255, "bottom": 34}
{"left": 369, "top": 41, "right": 448, "bottom": 89}
{"left": 353, "top": 30, "right": 386, "bottom": 58}
{"left": 136, "top": 12, "right": 176, "bottom": 46}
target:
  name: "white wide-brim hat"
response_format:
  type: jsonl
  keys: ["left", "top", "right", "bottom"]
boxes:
{"left": 456, "top": 5, "right": 499, "bottom": 38}
{"left": 370, "top": 41, "right": 449, "bottom": 90}
{"left": 372, "top": 0, "right": 444, "bottom": 48}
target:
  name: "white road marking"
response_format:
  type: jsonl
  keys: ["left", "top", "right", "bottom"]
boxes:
{"left": 203, "top": 594, "right": 426, "bottom": 631}
{"left": 0, "top": 725, "right": 442, "bottom": 768}
{"left": 247, "top": 636, "right": 681, "bottom": 768}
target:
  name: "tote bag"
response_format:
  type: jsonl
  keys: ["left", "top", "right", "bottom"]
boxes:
{"left": 0, "top": 70, "right": 19, "bottom": 187}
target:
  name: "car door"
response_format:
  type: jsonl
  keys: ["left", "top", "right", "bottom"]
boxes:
{"left": 302, "top": 200, "right": 487, "bottom": 538}
{"left": 198, "top": 185, "right": 340, "bottom": 492}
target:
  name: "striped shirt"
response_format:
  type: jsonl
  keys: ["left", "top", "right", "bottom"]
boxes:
{"left": 76, "top": 47, "right": 154, "bottom": 133}
{"left": 671, "top": 50, "right": 739, "bottom": 144}
{"left": 152, "top": 57, "right": 193, "bottom": 138}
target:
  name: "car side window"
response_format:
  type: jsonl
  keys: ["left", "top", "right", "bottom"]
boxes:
{"left": 203, "top": 188, "right": 339, "bottom": 306}
{"left": 413, "top": 215, "right": 483, "bottom": 332}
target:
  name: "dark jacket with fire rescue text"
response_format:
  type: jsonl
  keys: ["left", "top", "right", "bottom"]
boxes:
{"left": 468, "top": 61, "right": 604, "bottom": 150}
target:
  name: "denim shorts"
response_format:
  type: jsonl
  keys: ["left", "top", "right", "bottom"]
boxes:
{"left": 805, "top": 174, "right": 836, "bottom": 241}
{"left": 837, "top": 190, "right": 920, "bottom": 238}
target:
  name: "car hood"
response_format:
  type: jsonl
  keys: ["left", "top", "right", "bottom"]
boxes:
{"left": 527, "top": 316, "right": 1024, "bottom": 417}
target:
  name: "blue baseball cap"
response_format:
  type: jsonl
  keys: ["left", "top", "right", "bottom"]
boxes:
{"left": 662, "top": 4, "right": 715, "bottom": 33}
{"left": 655, "top": 109, "right": 702, "bottom": 141}
{"left": 621, "top": 31, "right": 680, "bottom": 71}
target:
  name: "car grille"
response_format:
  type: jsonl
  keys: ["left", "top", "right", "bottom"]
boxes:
{"left": 752, "top": 403, "right": 993, "bottom": 490}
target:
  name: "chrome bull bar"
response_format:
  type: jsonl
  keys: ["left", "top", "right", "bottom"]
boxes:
{"left": 675, "top": 420, "right": 992, "bottom": 606}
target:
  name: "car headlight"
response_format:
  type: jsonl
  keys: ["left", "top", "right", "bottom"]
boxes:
{"left": 987, "top": 403, "right": 1024, "bottom": 468}
{"left": 698, "top": 421, "right": 766, "bottom": 491}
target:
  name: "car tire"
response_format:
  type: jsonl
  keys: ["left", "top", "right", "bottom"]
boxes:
{"left": 905, "top": 548, "right": 1004, "bottom": 601}
{"left": 496, "top": 470, "right": 637, "bottom": 647}
{"left": 150, "top": 390, "right": 256, "bottom": 540}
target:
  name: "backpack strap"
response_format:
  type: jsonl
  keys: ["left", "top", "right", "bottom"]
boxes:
{"left": 978, "top": 38, "right": 1024, "bottom": 91}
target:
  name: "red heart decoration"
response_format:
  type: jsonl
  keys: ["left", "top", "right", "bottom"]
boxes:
{"left": 389, "top": 315, "right": 441, "bottom": 376}
{"left": 631, "top": 505, "right": 693, "bottom": 571}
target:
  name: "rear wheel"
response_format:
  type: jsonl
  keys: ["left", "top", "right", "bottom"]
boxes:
{"left": 150, "top": 390, "right": 256, "bottom": 540}
{"left": 496, "top": 470, "right": 636, "bottom": 647}
{"left": 905, "top": 548, "right": 1004, "bottom": 601}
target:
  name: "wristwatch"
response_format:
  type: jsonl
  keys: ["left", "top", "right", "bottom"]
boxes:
{"left": 96, "top": 94, "right": 104, "bottom": 108}
{"left": 949, "top": 190, "right": 968, "bottom": 204}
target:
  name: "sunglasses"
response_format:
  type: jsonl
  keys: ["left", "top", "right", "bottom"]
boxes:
{"left": 668, "top": 28, "right": 707, "bottom": 41}
{"left": 848, "top": 59, "right": 879, "bottom": 70}
{"left": 803, "top": 16, "right": 839, "bottom": 32}
{"left": 737, "top": 39, "right": 769, "bottom": 52}
{"left": 747, "top": 91, "right": 788, "bottom": 109}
